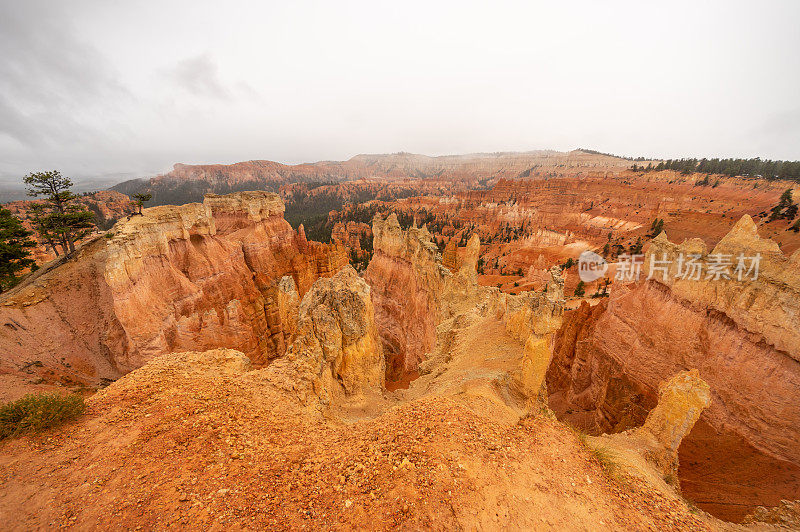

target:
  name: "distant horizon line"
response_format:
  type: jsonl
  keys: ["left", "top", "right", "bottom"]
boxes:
{"left": 3, "top": 147, "right": 799, "bottom": 188}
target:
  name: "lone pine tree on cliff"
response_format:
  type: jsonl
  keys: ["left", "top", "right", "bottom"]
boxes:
{"left": 132, "top": 193, "right": 152, "bottom": 215}
{"left": 0, "top": 208, "right": 36, "bottom": 292}
{"left": 23, "top": 171, "right": 95, "bottom": 255}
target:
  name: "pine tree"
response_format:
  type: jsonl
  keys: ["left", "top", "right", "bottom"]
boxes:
{"left": 0, "top": 208, "right": 36, "bottom": 292}
{"left": 132, "top": 193, "right": 153, "bottom": 215}
{"left": 27, "top": 203, "right": 62, "bottom": 256}
{"left": 574, "top": 281, "right": 585, "bottom": 297}
{"left": 769, "top": 189, "right": 795, "bottom": 221}
{"left": 647, "top": 218, "right": 664, "bottom": 237}
{"left": 23, "top": 171, "right": 95, "bottom": 254}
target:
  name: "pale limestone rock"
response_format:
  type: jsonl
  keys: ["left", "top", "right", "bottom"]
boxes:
{"left": 636, "top": 369, "right": 711, "bottom": 456}
{"left": 483, "top": 268, "right": 565, "bottom": 406}
{"left": 509, "top": 334, "right": 554, "bottom": 407}
{"left": 621, "top": 370, "right": 711, "bottom": 484}
{"left": 277, "top": 276, "right": 300, "bottom": 342}
{"left": 744, "top": 499, "right": 800, "bottom": 528}
{"left": 489, "top": 267, "right": 565, "bottom": 343}
{"left": 267, "top": 266, "right": 384, "bottom": 405}
{"left": 461, "top": 234, "right": 481, "bottom": 275}
{"left": 204, "top": 191, "right": 285, "bottom": 222}
{"left": 545, "top": 266, "right": 565, "bottom": 302}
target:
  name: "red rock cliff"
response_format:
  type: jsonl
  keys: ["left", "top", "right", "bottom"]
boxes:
{"left": 363, "top": 214, "right": 485, "bottom": 381}
{"left": 546, "top": 216, "right": 800, "bottom": 520}
{"left": 0, "top": 192, "right": 346, "bottom": 389}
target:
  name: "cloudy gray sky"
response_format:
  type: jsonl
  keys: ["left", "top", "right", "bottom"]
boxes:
{"left": 1, "top": 0, "right": 799, "bottom": 189}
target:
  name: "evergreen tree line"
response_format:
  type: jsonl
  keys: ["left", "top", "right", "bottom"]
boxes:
{"left": 632, "top": 158, "right": 800, "bottom": 181}
{"left": 577, "top": 148, "right": 647, "bottom": 161}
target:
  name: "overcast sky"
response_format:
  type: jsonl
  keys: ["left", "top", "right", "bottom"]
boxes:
{"left": 1, "top": 0, "right": 799, "bottom": 186}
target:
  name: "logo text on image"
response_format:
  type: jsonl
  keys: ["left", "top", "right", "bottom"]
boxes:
{"left": 578, "top": 250, "right": 608, "bottom": 282}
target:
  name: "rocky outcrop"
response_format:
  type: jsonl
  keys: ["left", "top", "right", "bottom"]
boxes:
{"left": 645, "top": 215, "right": 800, "bottom": 360}
{"left": 265, "top": 266, "right": 384, "bottom": 405}
{"left": 363, "top": 210, "right": 567, "bottom": 394}
{"left": 274, "top": 276, "right": 300, "bottom": 352}
{"left": 363, "top": 214, "right": 449, "bottom": 381}
{"left": 363, "top": 214, "right": 485, "bottom": 382}
{"left": 489, "top": 266, "right": 564, "bottom": 343}
{"left": 617, "top": 370, "right": 711, "bottom": 484}
{"left": 484, "top": 267, "right": 565, "bottom": 406}
{"left": 0, "top": 192, "right": 346, "bottom": 390}
{"left": 546, "top": 216, "right": 800, "bottom": 520}
{"left": 744, "top": 500, "right": 800, "bottom": 528}
{"left": 440, "top": 234, "right": 485, "bottom": 318}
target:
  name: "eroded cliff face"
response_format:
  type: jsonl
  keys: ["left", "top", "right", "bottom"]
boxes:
{"left": 546, "top": 215, "right": 800, "bottom": 520}
{"left": 363, "top": 214, "right": 485, "bottom": 382}
{"left": 363, "top": 214, "right": 447, "bottom": 381}
{"left": 644, "top": 215, "right": 800, "bottom": 361}
{"left": 601, "top": 370, "right": 711, "bottom": 487}
{"left": 0, "top": 192, "right": 346, "bottom": 388}
{"left": 264, "top": 265, "right": 385, "bottom": 407}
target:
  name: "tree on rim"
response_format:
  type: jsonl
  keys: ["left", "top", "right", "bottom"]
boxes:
{"left": 132, "top": 193, "right": 153, "bottom": 215}
{"left": 0, "top": 208, "right": 36, "bottom": 292}
{"left": 23, "top": 171, "right": 95, "bottom": 255}
{"left": 27, "top": 204, "right": 61, "bottom": 257}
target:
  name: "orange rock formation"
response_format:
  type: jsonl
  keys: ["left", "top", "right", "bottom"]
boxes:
{"left": 546, "top": 217, "right": 800, "bottom": 520}
{"left": 0, "top": 192, "right": 346, "bottom": 390}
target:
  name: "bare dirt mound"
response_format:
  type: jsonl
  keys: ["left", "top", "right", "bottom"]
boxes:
{"left": 0, "top": 344, "right": 715, "bottom": 530}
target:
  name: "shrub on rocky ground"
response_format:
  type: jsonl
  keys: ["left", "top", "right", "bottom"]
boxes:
{"left": 0, "top": 393, "right": 84, "bottom": 440}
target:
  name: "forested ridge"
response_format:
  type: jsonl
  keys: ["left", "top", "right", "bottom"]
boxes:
{"left": 631, "top": 158, "right": 800, "bottom": 182}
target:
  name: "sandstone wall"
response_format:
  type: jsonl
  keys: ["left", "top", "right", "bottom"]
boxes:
{"left": 546, "top": 216, "right": 800, "bottom": 518}
{"left": 363, "top": 214, "right": 485, "bottom": 381}
{"left": 0, "top": 192, "right": 346, "bottom": 387}
{"left": 363, "top": 214, "right": 448, "bottom": 381}
{"left": 264, "top": 266, "right": 384, "bottom": 406}
{"left": 548, "top": 217, "right": 800, "bottom": 465}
